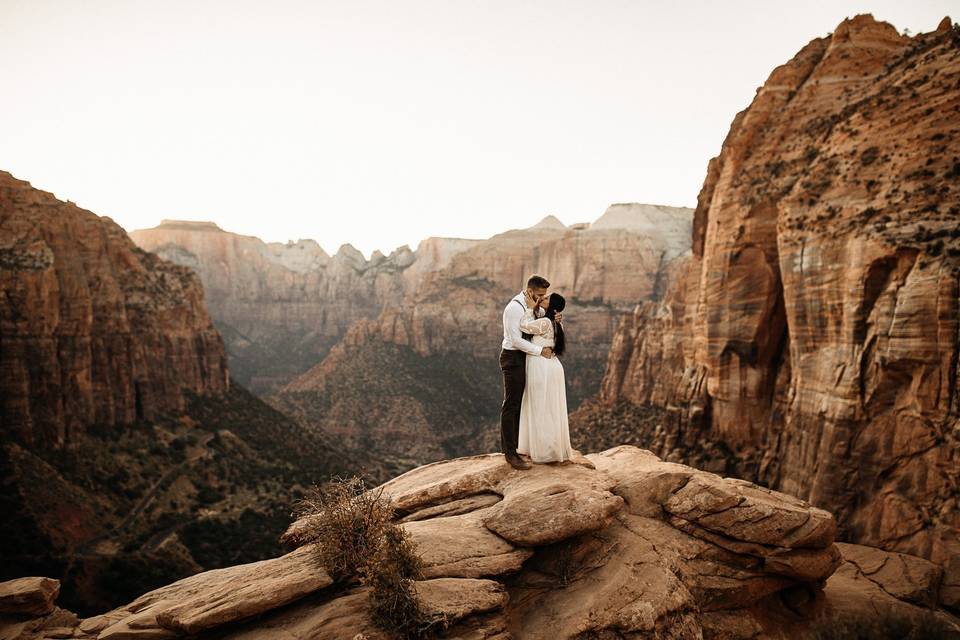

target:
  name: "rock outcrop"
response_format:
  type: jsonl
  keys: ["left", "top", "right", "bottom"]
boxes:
{"left": 577, "top": 13, "right": 960, "bottom": 587}
{"left": 0, "top": 172, "right": 380, "bottom": 614}
{"left": 273, "top": 206, "right": 693, "bottom": 464}
{"left": 130, "top": 220, "right": 436, "bottom": 393}
{"left": 3, "top": 445, "right": 957, "bottom": 639}
{"left": 131, "top": 205, "right": 692, "bottom": 399}
{"left": 0, "top": 172, "right": 229, "bottom": 446}
{"left": 0, "top": 578, "right": 59, "bottom": 617}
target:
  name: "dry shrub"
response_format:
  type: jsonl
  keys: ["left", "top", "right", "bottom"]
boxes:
{"left": 284, "top": 475, "right": 448, "bottom": 638}
{"left": 811, "top": 607, "right": 957, "bottom": 640}
{"left": 283, "top": 475, "right": 393, "bottom": 579}
{"left": 365, "top": 526, "right": 452, "bottom": 637}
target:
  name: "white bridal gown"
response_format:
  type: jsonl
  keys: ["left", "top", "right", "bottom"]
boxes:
{"left": 516, "top": 307, "right": 574, "bottom": 463}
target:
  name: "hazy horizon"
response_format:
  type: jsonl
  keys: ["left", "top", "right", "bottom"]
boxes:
{"left": 1, "top": 1, "right": 953, "bottom": 257}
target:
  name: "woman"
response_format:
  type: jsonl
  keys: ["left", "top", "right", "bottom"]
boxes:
{"left": 516, "top": 291, "right": 574, "bottom": 463}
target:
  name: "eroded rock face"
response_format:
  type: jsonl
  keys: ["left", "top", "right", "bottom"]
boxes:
{"left": 283, "top": 445, "right": 849, "bottom": 636}
{"left": 584, "top": 14, "right": 960, "bottom": 578}
{"left": 0, "top": 577, "right": 59, "bottom": 616}
{"left": 129, "top": 220, "right": 431, "bottom": 394}
{"left": 4, "top": 444, "right": 958, "bottom": 639}
{"left": 335, "top": 206, "right": 694, "bottom": 362}
{"left": 273, "top": 206, "right": 693, "bottom": 465}
{"left": 71, "top": 545, "right": 332, "bottom": 639}
{"left": 133, "top": 205, "right": 693, "bottom": 396}
{"left": 0, "top": 172, "right": 228, "bottom": 446}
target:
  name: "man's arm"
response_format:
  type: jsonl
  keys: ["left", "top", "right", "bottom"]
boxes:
{"left": 504, "top": 303, "right": 543, "bottom": 356}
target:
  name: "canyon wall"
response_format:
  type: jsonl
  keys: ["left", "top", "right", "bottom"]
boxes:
{"left": 0, "top": 172, "right": 228, "bottom": 446}
{"left": 8, "top": 445, "right": 959, "bottom": 638}
{"left": 129, "top": 221, "right": 449, "bottom": 393}
{"left": 274, "top": 206, "right": 693, "bottom": 464}
{"left": 131, "top": 205, "right": 691, "bottom": 396}
{"left": 0, "top": 171, "right": 385, "bottom": 614}
{"left": 331, "top": 205, "right": 693, "bottom": 362}
{"left": 133, "top": 205, "right": 692, "bottom": 466}
{"left": 581, "top": 14, "right": 960, "bottom": 585}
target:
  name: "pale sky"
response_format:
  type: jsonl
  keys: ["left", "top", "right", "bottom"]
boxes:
{"left": 1, "top": 1, "right": 953, "bottom": 257}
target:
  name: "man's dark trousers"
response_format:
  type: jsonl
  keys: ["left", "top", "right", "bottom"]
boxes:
{"left": 499, "top": 331, "right": 533, "bottom": 455}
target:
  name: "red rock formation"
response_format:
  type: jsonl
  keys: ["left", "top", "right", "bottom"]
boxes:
{"left": 0, "top": 172, "right": 228, "bottom": 446}
{"left": 129, "top": 220, "right": 431, "bottom": 393}
{"left": 4, "top": 446, "right": 958, "bottom": 638}
{"left": 588, "top": 14, "right": 960, "bottom": 583}
{"left": 131, "top": 205, "right": 692, "bottom": 395}
{"left": 275, "top": 207, "right": 693, "bottom": 463}
{"left": 290, "top": 206, "right": 692, "bottom": 368}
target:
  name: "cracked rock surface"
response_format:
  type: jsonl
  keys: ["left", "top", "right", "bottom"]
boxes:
{"left": 4, "top": 445, "right": 956, "bottom": 639}
{"left": 585, "top": 13, "right": 960, "bottom": 589}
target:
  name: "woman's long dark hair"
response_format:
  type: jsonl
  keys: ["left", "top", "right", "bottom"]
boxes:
{"left": 544, "top": 293, "right": 566, "bottom": 357}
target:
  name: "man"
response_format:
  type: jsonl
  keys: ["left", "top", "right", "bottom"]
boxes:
{"left": 499, "top": 274, "right": 553, "bottom": 470}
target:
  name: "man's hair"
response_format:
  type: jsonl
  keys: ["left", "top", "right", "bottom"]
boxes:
{"left": 526, "top": 275, "right": 550, "bottom": 289}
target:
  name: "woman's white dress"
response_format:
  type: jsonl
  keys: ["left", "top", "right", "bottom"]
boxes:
{"left": 516, "top": 308, "right": 574, "bottom": 463}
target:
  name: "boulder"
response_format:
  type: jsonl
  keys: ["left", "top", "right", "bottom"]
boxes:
{"left": 218, "top": 589, "right": 389, "bottom": 640}
{"left": 0, "top": 577, "right": 59, "bottom": 617}
{"left": 14, "top": 443, "right": 959, "bottom": 639}
{"left": 481, "top": 466, "right": 624, "bottom": 546}
{"left": 837, "top": 542, "right": 944, "bottom": 607}
{"left": 220, "top": 578, "right": 506, "bottom": 640}
{"left": 402, "top": 510, "right": 534, "bottom": 578}
{"left": 97, "top": 544, "right": 331, "bottom": 637}
{"left": 412, "top": 578, "right": 508, "bottom": 621}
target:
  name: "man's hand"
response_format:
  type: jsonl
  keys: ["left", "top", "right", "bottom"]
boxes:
{"left": 554, "top": 312, "right": 563, "bottom": 324}
{"left": 541, "top": 347, "right": 554, "bottom": 358}
{"left": 523, "top": 289, "right": 535, "bottom": 308}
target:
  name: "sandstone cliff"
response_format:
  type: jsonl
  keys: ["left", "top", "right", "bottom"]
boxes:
{"left": 129, "top": 220, "right": 444, "bottom": 393}
{"left": 3, "top": 446, "right": 957, "bottom": 639}
{"left": 131, "top": 206, "right": 691, "bottom": 398}
{"left": 0, "top": 172, "right": 389, "bottom": 614}
{"left": 576, "top": 14, "right": 960, "bottom": 594}
{"left": 274, "top": 206, "right": 693, "bottom": 464}
{"left": 0, "top": 172, "right": 229, "bottom": 446}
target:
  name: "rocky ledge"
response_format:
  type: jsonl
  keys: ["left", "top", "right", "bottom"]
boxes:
{"left": 1, "top": 446, "right": 958, "bottom": 639}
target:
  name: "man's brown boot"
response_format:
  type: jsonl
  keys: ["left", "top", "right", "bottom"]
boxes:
{"left": 504, "top": 452, "right": 531, "bottom": 470}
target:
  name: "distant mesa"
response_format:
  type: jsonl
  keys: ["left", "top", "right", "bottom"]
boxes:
{"left": 157, "top": 219, "right": 223, "bottom": 231}
{"left": 130, "top": 201, "right": 695, "bottom": 398}
{"left": 529, "top": 214, "right": 567, "bottom": 230}
{"left": 591, "top": 203, "right": 693, "bottom": 231}
{"left": 522, "top": 206, "right": 694, "bottom": 239}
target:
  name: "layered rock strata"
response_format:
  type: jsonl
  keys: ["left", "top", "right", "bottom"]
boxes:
{"left": 0, "top": 172, "right": 228, "bottom": 446}
{"left": 0, "top": 171, "right": 374, "bottom": 614}
{"left": 129, "top": 220, "right": 434, "bottom": 393}
{"left": 3, "top": 445, "right": 957, "bottom": 639}
{"left": 132, "top": 205, "right": 692, "bottom": 398}
{"left": 274, "top": 206, "right": 693, "bottom": 463}
{"left": 584, "top": 14, "right": 960, "bottom": 583}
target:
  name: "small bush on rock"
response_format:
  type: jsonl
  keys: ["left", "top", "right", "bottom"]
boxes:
{"left": 284, "top": 476, "right": 393, "bottom": 578}
{"left": 285, "top": 476, "right": 446, "bottom": 638}
{"left": 811, "top": 607, "right": 956, "bottom": 639}
{"left": 366, "top": 525, "right": 450, "bottom": 636}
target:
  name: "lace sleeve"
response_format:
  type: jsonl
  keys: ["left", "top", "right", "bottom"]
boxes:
{"left": 519, "top": 308, "right": 552, "bottom": 335}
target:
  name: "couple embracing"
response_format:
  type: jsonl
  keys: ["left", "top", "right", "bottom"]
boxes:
{"left": 499, "top": 274, "right": 592, "bottom": 470}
